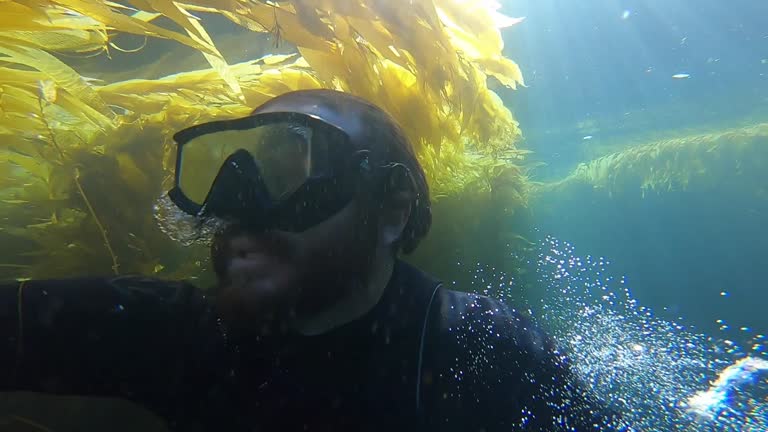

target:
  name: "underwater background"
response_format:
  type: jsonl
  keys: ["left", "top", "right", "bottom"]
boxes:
{"left": 1, "top": 0, "right": 767, "bottom": 430}
{"left": 410, "top": 0, "right": 768, "bottom": 429}
{"left": 505, "top": 0, "right": 768, "bottom": 356}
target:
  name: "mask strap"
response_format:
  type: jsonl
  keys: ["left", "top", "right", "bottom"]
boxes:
{"left": 416, "top": 282, "right": 442, "bottom": 412}
{"left": 352, "top": 150, "right": 415, "bottom": 197}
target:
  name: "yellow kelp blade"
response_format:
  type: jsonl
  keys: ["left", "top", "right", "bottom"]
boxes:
{"left": 128, "top": 0, "right": 245, "bottom": 103}
{"left": 0, "top": 1, "right": 52, "bottom": 31}
{"left": 1, "top": 79, "right": 112, "bottom": 154}
{"left": 0, "top": 28, "right": 107, "bottom": 54}
{"left": 0, "top": 35, "right": 113, "bottom": 116}
{"left": 184, "top": 0, "right": 336, "bottom": 52}
{"left": 436, "top": 3, "right": 525, "bottom": 89}
{"left": 95, "top": 54, "right": 320, "bottom": 129}
{"left": 477, "top": 56, "right": 525, "bottom": 89}
{"left": 0, "top": 151, "right": 51, "bottom": 183}
{"left": 0, "top": 0, "right": 530, "bottom": 281}
{"left": 295, "top": 0, "right": 342, "bottom": 41}
{"left": 0, "top": 2, "right": 111, "bottom": 52}
{"left": 44, "top": 0, "right": 217, "bottom": 55}
{"left": 0, "top": 82, "right": 44, "bottom": 116}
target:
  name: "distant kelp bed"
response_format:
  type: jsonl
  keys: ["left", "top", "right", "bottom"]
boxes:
{"left": 0, "top": 0, "right": 529, "bottom": 280}
{"left": 535, "top": 122, "right": 768, "bottom": 199}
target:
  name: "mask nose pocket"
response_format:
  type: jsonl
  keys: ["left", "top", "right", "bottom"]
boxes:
{"left": 202, "top": 149, "right": 273, "bottom": 220}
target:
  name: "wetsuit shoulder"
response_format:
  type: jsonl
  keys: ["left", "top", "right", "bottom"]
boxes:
{"left": 437, "top": 289, "right": 557, "bottom": 366}
{"left": 422, "top": 288, "right": 623, "bottom": 431}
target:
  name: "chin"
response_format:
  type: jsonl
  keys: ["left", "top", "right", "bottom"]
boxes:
{"left": 217, "top": 254, "right": 304, "bottom": 322}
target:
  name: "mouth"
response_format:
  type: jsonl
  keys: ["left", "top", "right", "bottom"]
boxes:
{"left": 226, "top": 233, "right": 275, "bottom": 266}
{"left": 212, "top": 222, "right": 302, "bottom": 283}
{"left": 221, "top": 229, "right": 299, "bottom": 277}
{"left": 229, "top": 254, "right": 281, "bottom": 282}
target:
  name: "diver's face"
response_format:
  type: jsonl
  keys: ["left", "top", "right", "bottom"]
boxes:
{"left": 213, "top": 199, "right": 377, "bottom": 331}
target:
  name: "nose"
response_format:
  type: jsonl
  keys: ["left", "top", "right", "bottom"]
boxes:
{"left": 211, "top": 227, "right": 266, "bottom": 279}
{"left": 229, "top": 234, "right": 258, "bottom": 258}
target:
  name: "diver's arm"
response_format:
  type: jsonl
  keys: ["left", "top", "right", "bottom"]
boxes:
{"left": 480, "top": 296, "right": 627, "bottom": 431}
{"left": 424, "top": 290, "right": 625, "bottom": 431}
{"left": 0, "top": 276, "right": 220, "bottom": 422}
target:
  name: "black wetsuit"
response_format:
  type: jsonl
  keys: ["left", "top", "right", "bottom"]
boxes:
{"left": 0, "top": 260, "right": 623, "bottom": 431}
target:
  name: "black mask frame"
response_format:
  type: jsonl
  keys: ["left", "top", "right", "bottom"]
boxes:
{"left": 167, "top": 111, "right": 415, "bottom": 233}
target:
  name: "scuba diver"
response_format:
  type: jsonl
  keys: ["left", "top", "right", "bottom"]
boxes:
{"left": 0, "top": 89, "right": 624, "bottom": 431}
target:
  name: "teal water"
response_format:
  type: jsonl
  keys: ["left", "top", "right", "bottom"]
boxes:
{"left": 469, "top": 235, "right": 767, "bottom": 430}
{"left": 3, "top": 1, "right": 766, "bottom": 430}
{"left": 482, "top": 1, "right": 768, "bottom": 429}
{"left": 500, "top": 0, "right": 768, "bottom": 179}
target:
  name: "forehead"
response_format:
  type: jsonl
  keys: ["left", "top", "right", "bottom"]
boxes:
{"left": 252, "top": 93, "right": 367, "bottom": 146}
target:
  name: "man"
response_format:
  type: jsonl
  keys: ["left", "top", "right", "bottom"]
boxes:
{"left": 0, "top": 90, "right": 624, "bottom": 431}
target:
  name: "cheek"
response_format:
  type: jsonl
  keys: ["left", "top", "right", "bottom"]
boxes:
{"left": 300, "top": 201, "right": 376, "bottom": 259}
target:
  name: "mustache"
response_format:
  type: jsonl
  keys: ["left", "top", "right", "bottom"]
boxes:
{"left": 211, "top": 223, "right": 299, "bottom": 280}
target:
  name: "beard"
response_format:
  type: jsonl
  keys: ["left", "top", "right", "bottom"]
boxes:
{"left": 212, "top": 226, "right": 304, "bottom": 328}
{"left": 210, "top": 202, "right": 379, "bottom": 333}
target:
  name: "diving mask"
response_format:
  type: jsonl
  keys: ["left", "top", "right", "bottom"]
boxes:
{"left": 166, "top": 111, "right": 368, "bottom": 233}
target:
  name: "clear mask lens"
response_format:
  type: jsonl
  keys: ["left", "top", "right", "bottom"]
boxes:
{"left": 178, "top": 123, "right": 321, "bottom": 205}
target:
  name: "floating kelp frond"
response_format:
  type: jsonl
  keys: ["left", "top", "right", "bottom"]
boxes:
{"left": 0, "top": 0, "right": 528, "bottom": 279}
{"left": 0, "top": 4, "right": 110, "bottom": 55}
{"left": 182, "top": 0, "right": 527, "bottom": 174}
{"left": 3, "top": 0, "right": 527, "bottom": 196}
{"left": 538, "top": 123, "right": 768, "bottom": 198}
{"left": 0, "top": 36, "right": 114, "bottom": 117}
{"left": 124, "top": 0, "right": 246, "bottom": 103}
{"left": 95, "top": 54, "right": 322, "bottom": 155}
